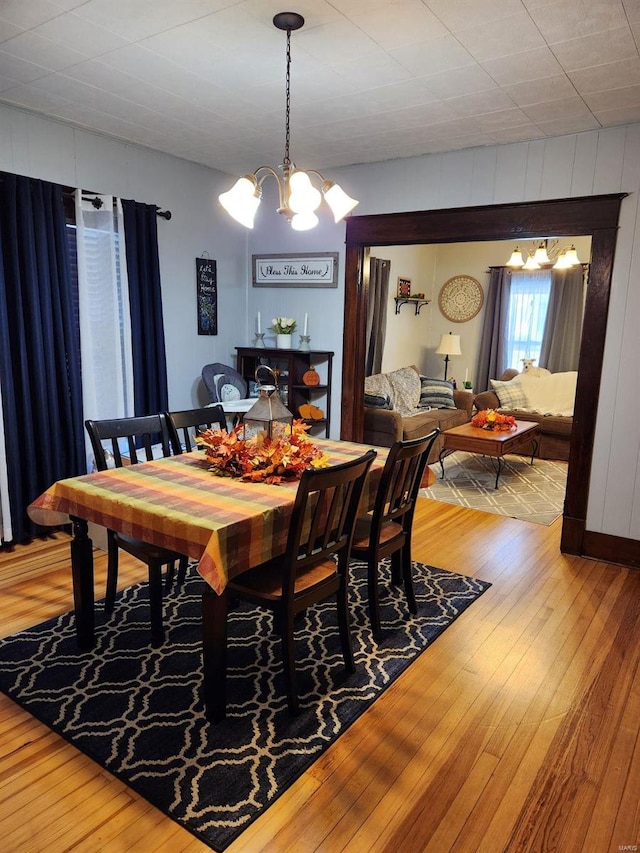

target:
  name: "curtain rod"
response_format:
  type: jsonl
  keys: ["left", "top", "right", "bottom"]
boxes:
{"left": 62, "top": 188, "right": 171, "bottom": 219}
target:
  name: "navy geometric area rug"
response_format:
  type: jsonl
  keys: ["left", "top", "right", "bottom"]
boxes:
{"left": 0, "top": 559, "right": 490, "bottom": 851}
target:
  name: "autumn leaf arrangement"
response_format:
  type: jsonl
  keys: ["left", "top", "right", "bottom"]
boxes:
{"left": 196, "top": 420, "right": 329, "bottom": 484}
{"left": 470, "top": 409, "right": 517, "bottom": 432}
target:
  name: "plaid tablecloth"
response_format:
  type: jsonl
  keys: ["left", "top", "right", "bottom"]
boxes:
{"left": 28, "top": 438, "right": 385, "bottom": 593}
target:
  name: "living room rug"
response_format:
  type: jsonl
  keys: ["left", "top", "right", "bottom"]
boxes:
{"left": 0, "top": 559, "right": 489, "bottom": 852}
{"left": 420, "top": 451, "right": 567, "bottom": 525}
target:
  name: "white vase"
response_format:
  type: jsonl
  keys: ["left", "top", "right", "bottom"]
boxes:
{"left": 276, "top": 333, "right": 292, "bottom": 349}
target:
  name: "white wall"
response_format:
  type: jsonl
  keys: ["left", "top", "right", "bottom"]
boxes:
{"left": 0, "top": 103, "right": 248, "bottom": 411}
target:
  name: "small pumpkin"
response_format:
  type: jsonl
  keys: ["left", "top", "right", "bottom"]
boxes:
{"left": 302, "top": 367, "right": 320, "bottom": 386}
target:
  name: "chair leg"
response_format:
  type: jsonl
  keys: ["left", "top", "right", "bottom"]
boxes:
{"left": 164, "top": 561, "right": 175, "bottom": 591}
{"left": 390, "top": 550, "right": 402, "bottom": 586}
{"left": 336, "top": 580, "right": 355, "bottom": 673}
{"left": 176, "top": 556, "right": 189, "bottom": 585}
{"left": 402, "top": 545, "right": 417, "bottom": 616}
{"left": 281, "top": 610, "right": 299, "bottom": 715}
{"left": 148, "top": 561, "right": 165, "bottom": 647}
{"left": 367, "top": 559, "right": 382, "bottom": 638}
{"left": 105, "top": 531, "right": 119, "bottom": 614}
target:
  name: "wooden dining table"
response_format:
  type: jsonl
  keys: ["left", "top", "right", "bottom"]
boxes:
{"left": 27, "top": 437, "right": 386, "bottom": 722}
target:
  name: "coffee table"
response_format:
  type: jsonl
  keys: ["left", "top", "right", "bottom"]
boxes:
{"left": 438, "top": 419, "right": 541, "bottom": 489}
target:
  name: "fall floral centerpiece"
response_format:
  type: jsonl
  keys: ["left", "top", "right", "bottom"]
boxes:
{"left": 471, "top": 409, "right": 517, "bottom": 432}
{"left": 196, "top": 420, "right": 328, "bottom": 484}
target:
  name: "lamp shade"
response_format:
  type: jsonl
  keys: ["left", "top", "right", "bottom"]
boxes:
{"left": 218, "top": 177, "right": 260, "bottom": 228}
{"left": 323, "top": 181, "right": 359, "bottom": 222}
{"left": 506, "top": 247, "right": 525, "bottom": 268}
{"left": 436, "top": 333, "right": 462, "bottom": 356}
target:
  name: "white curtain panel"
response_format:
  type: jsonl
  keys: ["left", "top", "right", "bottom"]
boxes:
{"left": 0, "top": 380, "right": 12, "bottom": 543}
{"left": 75, "top": 193, "right": 134, "bottom": 471}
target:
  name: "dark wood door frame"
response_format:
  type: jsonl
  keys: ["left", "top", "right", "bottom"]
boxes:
{"left": 341, "top": 194, "right": 626, "bottom": 557}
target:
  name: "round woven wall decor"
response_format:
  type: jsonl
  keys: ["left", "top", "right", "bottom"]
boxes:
{"left": 438, "top": 275, "right": 484, "bottom": 323}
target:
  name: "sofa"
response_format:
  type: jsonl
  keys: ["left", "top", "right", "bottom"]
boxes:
{"left": 363, "top": 365, "right": 474, "bottom": 463}
{"left": 473, "top": 368, "right": 574, "bottom": 461}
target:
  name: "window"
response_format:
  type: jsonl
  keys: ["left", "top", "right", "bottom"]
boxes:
{"left": 505, "top": 270, "right": 551, "bottom": 370}
{"left": 66, "top": 193, "right": 134, "bottom": 470}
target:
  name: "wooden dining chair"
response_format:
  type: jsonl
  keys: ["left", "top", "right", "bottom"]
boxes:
{"left": 227, "top": 448, "right": 377, "bottom": 714}
{"left": 165, "top": 404, "right": 227, "bottom": 454}
{"left": 350, "top": 429, "right": 440, "bottom": 638}
{"left": 85, "top": 413, "right": 187, "bottom": 646}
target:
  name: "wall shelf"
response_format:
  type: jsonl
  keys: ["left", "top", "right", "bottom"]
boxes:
{"left": 394, "top": 297, "right": 430, "bottom": 315}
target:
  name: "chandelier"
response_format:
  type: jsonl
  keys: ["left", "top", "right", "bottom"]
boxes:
{"left": 506, "top": 239, "right": 581, "bottom": 270}
{"left": 218, "top": 12, "right": 358, "bottom": 231}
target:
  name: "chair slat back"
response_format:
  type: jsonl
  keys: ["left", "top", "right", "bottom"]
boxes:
{"left": 165, "top": 405, "right": 227, "bottom": 454}
{"left": 372, "top": 429, "right": 440, "bottom": 535}
{"left": 85, "top": 414, "right": 173, "bottom": 470}
{"left": 284, "top": 449, "right": 377, "bottom": 597}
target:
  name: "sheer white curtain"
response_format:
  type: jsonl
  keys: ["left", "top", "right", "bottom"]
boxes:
{"left": 505, "top": 270, "right": 551, "bottom": 370}
{"left": 0, "top": 381, "right": 12, "bottom": 542}
{"left": 75, "top": 193, "right": 134, "bottom": 470}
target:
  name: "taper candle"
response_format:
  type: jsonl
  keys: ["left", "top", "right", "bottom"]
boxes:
{"left": 303, "top": 312, "right": 308, "bottom": 336}
{"left": 257, "top": 312, "right": 261, "bottom": 334}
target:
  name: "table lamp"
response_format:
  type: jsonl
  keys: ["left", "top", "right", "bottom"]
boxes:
{"left": 436, "top": 332, "right": 461, "bottom": 381}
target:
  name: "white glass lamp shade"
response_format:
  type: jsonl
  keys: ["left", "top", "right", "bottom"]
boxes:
{"left": 323, "top": 181, "right": 359, "bottom": 222}
{"left": 553, "top": 252, "right": 571, "bottom": 269}
{"left": 563, "top": 245, "right": 580, "bottom": 266}
{"left": 288, "top": 170, "right": 321, "bottom": 213}
{"left": 291, "top": 211, "right": 319, "bottom": 231}
{"left": 533, "top": 242, "right": 550, "bottom": 265}
{"left": 523, "top": 253, "right": 540, "bottom": 270}
{"left": 506, "top": 247, "right": 525, "bottom": 268}
{"left": 436, "top": 333, "right": 462, "bottom": 356}
{"left": 218, "top": 176, "right": 260, "bottom": 228}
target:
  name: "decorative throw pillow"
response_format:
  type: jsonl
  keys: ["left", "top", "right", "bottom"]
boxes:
{"left": 490, "top": 377, "right": 528, "bottom": 409}
{"left": 418, "top": 377, "right": 456, "bottom": 409}
{"left": 364, "top": 393, "right": 392, "bottom": 409}
{"left": 364, "top": 373, "right": 394, "bottom": 406}
{"left": 387, "top": 366, "right": 421, "bottom": 412}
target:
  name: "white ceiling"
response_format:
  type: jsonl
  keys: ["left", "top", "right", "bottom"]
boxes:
{"left": 2, "top": 0, "right": 640, "bottom": 177}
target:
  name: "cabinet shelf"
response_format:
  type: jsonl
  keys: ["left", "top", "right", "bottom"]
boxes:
{"left": 394, "top": 297, "right": 430, "bottom": 315}
{"left": 236, "top": 347, "right": 333, "bottom": 438}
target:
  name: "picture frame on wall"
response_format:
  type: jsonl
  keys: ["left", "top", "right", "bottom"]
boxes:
{"left": 252, "top": 252, "right": 339, "bottom": 287}
{"left": 397, "top": 276, "right": 412, "bottom": 297}
{"left": 196, "top": 256, "right": 217, "bottom": 335}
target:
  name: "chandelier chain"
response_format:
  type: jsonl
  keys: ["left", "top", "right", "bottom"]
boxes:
{"left": 284, "top": 28, "right": 292, "bottom": 166}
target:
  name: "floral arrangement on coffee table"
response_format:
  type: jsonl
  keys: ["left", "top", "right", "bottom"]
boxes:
{"left": 471, "top": 409, "right": 517, "bottom": 432}
{"left": 196, "top": 420, "right": 328, "bottom": 484}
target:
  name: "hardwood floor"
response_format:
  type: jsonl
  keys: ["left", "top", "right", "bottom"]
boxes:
{"left": 1, "top": 502, "right": 639, "bottom": 852}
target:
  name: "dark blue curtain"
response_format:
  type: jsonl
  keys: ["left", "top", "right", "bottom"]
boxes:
{"left": 121, "top": 199, "right": 168, "bottom": 416}
{"left": 0, "top": 173, "right": 85, "bottom": 542}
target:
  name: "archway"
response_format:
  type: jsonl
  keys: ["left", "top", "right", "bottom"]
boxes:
{"left": 340, "top": 194, "right": 626, "bottom": 558}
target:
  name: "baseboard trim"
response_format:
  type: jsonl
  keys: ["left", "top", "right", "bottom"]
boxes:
{"left": 581, "top": 530, "right": 640, "bottom": 570}
{"left": 562, "top": 517, "right": 640, "bottom": 569}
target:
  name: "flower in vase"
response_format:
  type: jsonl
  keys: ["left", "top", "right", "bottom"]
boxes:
{"left": 270, "top": 316, "right": 297, "bottom": 334}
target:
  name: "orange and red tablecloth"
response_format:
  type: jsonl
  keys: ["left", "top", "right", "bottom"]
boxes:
{"left": 28, "top": 438, "right": 386, "bottom": 594}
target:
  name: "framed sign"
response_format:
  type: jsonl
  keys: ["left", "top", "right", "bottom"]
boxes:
{"left": 252, "top": 252, "right": 338, "bottom": 288}
{"left": 196, "top": 257, "right": 217, "bottom": 335}
{"left": 397, "top": 276, "right": 411, "bottom": 297}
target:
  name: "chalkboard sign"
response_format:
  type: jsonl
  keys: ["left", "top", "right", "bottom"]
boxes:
{"left": 196, "top": 257, "right": 217, "bottom": 335}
